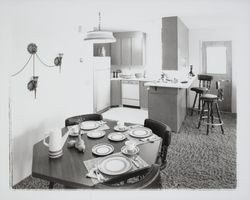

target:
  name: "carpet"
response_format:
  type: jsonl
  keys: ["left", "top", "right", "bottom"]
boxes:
{"left": 13, "top": 112, "right": 236, "bottom": 189}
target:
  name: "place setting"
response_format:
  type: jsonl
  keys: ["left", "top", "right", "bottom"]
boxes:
{"left": 84, "top": 151, "right": 149, "bottom": 184}
{"left": 123, "top": 126, "right": 160, "bottom": 145}
{"left": 84, "top": 135, "right": 149, "bottom": 184}
{"left": 67, "top": 120, "right": 109, "bottom": 137}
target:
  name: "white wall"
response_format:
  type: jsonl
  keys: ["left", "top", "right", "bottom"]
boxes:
{"left": 189, "top": 28, "right": 242, "bottom": 113}
{"left": 9, "top": 2, "right": 96, "bottom": 185}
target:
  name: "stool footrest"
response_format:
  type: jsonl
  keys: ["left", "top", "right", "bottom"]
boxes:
{"left": 202, "top": 122, "right": 224, "bottom": 126}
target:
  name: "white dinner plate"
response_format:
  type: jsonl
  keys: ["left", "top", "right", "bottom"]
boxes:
{"left": 98, "top": 155, "right": 132, "bottom": 175}
{"left": 87, "top": 130, "right": 106, "bottom": 139}
{"left": 81, "top": 121, "right": 100, "bottom": 130}
{"left": 128, "top": 127, "right": 152, "bottom": 138}
{"left": 92, "top": 143, "right": 114, "bottom": 156}
{"left": 108, "top": 132, "right": 126, "bottom": 142}
{"left": 121, "top": 145, "right": 140, "bottom": 156}
{"left": 114, "top": 125, "right": 129, "bottom": 132}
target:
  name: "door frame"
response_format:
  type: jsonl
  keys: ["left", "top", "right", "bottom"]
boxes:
{"left": 201, "top": 41, "right": 232, "bottom": 112}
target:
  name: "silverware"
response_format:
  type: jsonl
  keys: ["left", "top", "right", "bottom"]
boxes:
{"left": 139, "top": 136, "right": 156, "bottom": 143}
{"left": 93, "top": 169, "right": 101, "bottom": 182}
{"left": 94, "top": 165, "right": 106, "bottom": 182}
{"left": 131, "top": 158, "right": 140, "bottom": 168}
{"left": 134, "top": 156, "right": 143, "bottom": 166}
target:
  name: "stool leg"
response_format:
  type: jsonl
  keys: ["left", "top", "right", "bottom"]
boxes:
{"left": 198, "top": 100, "right": 205, "bottom": 129}
{"left": 198, "top": 94, "right": 201, "bottom": 114}
{"left": 191, "top": 93, "right": 198, "bottom": 116}
{"left": 215, "top": 102, "right": 224, "bottom": 134}
{"left": 48, "top": 181, "right": 54, "bottom": 189}
{"left": 206, "top": 102, "right": 210, "bottom": 135}
{"left": 210, "top": 103, "right": 214, "bottom": 128}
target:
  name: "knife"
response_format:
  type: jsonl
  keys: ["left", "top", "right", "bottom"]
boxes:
{"left": 131, "top": 159, "right": 140, "bottom": 168}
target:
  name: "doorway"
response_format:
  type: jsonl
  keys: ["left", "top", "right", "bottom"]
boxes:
{"left": 202, "top": 41, "right": 232, "bottom": 112}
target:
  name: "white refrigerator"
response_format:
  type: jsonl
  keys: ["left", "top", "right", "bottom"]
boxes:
{"left": 93, "top": 57, "right": 111, "bottom": 113}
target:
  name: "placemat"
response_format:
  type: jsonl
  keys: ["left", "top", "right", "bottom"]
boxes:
{"left": 95, "top": 123, "right": 110, "bottom": 131}
{"left": 84, "top": 152, "right": 149, "bottom": 185}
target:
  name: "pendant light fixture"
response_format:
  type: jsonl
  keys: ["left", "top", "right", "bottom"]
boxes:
{"left": 84, "top": 12, "right": 116, "bottom": 43}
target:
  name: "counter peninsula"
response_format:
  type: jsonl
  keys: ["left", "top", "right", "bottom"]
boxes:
{"left": 144, "top": 76, "right": 196, "bottom": 132}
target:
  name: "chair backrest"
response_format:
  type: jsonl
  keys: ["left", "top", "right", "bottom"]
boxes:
{"left": 65, "top": 114, "right": 103, "bottom": 127}
{"left": 144, "top": 119, "right": 171, "bottom": 166}
{"left": 198, "top": 74, "right": 213, "bottom": 89}
{"left": 95, "top": 164, "right": 161, "bottom": 189}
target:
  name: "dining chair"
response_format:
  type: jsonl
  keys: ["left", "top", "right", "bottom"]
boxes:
{"left": 190, "top": 74, "right": 213, "bottom": 116}
{"left": 95, "top": 164, "right": 161, "bottom": 189}
{"left": 65, "top": 114, "right": 103, "bottom": 127}
{"left": 144, "top": 119, "right": 171, "bottom": 170}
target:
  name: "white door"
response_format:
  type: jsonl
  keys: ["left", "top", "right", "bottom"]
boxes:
{"left": 202, "top": 41, "right": 232, "bottom": 112}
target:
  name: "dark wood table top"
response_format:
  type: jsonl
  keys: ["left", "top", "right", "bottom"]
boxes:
{"left": 32, "top": 119, "right": 162, "bottom": 188}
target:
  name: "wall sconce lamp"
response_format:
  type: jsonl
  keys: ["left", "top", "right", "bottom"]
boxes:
{"left": 11, "top": 43, "right": 63, "bottom": 99}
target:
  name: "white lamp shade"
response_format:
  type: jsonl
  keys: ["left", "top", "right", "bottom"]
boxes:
{"left": 84, "top": 31, "right": 116, "bottom": 43}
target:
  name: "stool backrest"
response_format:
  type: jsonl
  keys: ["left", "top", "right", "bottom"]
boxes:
{"left": 198, "top": 74, "right": 213, "bottom": 89}
{"left": 216, "top": 81, "right": 224, "bottom": 101}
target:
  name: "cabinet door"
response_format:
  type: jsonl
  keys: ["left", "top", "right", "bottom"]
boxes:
{"left": 111, "top": 39, "right": 121, "bottom": 65}
{"left": 111, "top": 80, "right": 121, "bottom": 106}
{"left": 132, "top": 37, "right": 143, "bottom": 65}
{"left": 139, "top": 81, "right": 148, "bottom": 109}
{"left": 121, "top": 38, "right": 131, "bottom": 65}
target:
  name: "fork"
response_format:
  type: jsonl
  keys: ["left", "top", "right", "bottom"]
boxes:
{"left": 94, "top": 165, "right": 106, "bottom": 182}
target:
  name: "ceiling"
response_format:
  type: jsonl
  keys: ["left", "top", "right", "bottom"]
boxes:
{"left": 2, "top": 0, "right": 249, "bottom": 31}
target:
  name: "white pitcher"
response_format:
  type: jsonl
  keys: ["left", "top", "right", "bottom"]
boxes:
{"left": 43, "top": 128, "right": 69, "bottom": 158}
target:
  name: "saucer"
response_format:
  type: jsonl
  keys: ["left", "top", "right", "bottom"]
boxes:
{"left": 121, "top": 146, "right": 140, "bottom": 155}
{"left": 108, "top": 132, "right": 126, "bottom": 142}
{"left": 114, "top": 125, "right": 129, "bottom": 132}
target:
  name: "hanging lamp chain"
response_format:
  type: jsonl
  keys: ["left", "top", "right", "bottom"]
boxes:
{"left": 98, "top": 12, "right": 101, "bottom": 31}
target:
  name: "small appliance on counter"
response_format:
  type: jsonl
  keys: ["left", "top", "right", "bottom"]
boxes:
{"left": 112, "top": 69, "right": 122, "bottom": 78}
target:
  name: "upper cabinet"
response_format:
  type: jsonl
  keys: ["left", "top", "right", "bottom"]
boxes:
{"left": 162, "top": 16, "right": 189, "bottom": 70}
{"left": 111, "top": 31, "right": 146, "bottom": 66}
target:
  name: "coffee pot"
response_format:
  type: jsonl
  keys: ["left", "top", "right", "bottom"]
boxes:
{"left": 43, "top": 128, "right": 69, "bottom": 158}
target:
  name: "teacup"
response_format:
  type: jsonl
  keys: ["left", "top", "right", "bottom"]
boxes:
{"left": 70, "top": 125, "right": 79, "bottom": 134}
{"left": 117, "top": 121, "right": 125, "bottom": 129}
{"left": 125, "top": 141, "right": 137, "bottom": 153}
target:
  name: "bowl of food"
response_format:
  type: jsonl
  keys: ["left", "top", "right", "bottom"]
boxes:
{"left": 120, "top": 74, "right": 133, "bottom": 79}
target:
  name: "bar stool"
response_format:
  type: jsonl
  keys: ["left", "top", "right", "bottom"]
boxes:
{"left": 197, "top": 81, "right": 224, "bottom": 135}
{"left": 190, "top": 74, "right": 213, "bottom": 116}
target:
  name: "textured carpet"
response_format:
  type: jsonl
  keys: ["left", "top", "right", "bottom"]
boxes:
{"left": 13, "top": 112, "right": 236, "bottom": 189}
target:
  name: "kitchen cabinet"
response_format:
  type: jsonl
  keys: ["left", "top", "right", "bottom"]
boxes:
{"left": 148, "top": 86, "right": 187, "bottom": 133}
{"left": 111, "top": 31, "right": 146, "bottom": 66}
{"left": 162, "top": 16, "right": 189, "bottom": 70}
{"left": 111, "top": 80, "right": 122, "bottom": 106}
{"left": 139, "top": 81, "right": 148, "bottom": 109}
{"left": 110, "top": 39, "right": 121, "bottom": 65}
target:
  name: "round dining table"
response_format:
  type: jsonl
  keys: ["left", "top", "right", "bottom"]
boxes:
{"left": 32, "top": 119, "right": 162, "bottom": 189}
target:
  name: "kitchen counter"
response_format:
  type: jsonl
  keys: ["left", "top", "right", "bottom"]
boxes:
{"left": 110, "top": 77, "right": 154, "bottom": 82}
{"left": 144, "top": 76, "right": 196, "bottom": 89}
{"left": 147, "top": 75, "right": 196, "bottom": 132}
